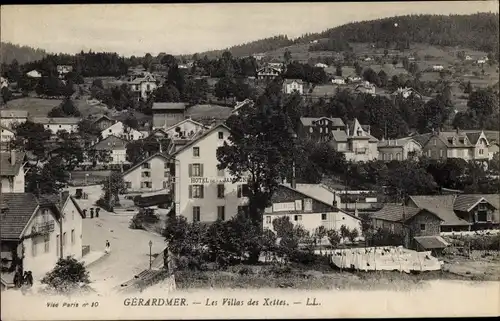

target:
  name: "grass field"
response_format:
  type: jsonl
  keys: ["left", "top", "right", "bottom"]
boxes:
{"left": 3, "top": 97, "right": 110, "bottom": 118}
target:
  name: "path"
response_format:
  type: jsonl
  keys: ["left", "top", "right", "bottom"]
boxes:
{"left": 66, "top": 185, "right": 166, "bottom": 293}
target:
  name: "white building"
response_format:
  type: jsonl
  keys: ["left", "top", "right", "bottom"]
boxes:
{"left": 314, "top": 63, "right": 328, "bottom": 69}
{"left": 432, "top": 65, "right": 444, "bottom": 71}
{"left": 0, "top": 151, "right": 25, "bottom": 193}
{"left": 331, "top": 76, "right": 345, "bottom": 85}
{"left": 282, "top": 79, "right": 304, "bottom": 95}
{"left": 31, "top": 117, "right": 81, "bottom": 135}
{"left": 87, "top": 135, "right": 129, "bottom": 166}
{"left": 1, "top": 77, "right": 9, "bottom": 89}
{"left": 1, "top": 125, "right": 16, "bottom": 144}
{"left": 101, "top": 121, "right": 144, "bottom": 141}
{"left": 122, "top": 153, "right": 172, "bottom": 194}
{"left": 329, "top": 118, "right": 379, "bottom": 162}
{"left": 263, "top": 184, "right": 362, "bottom": 237}
{"left": 160, "top": 118, "right": 209, "bottom": 140}
{"left": 1, "top": 192, "right": 84, "bottom": 281}
{"left": 128, "top": 73, "right": 157, "bottom": 101}
{"left": 56, "top": 65, "right": 73, "bottom": 77}
{"left": 26, "top": 70, "right": 42, "bottom": 78}
{"left": 0, "top": 110, "right": 28, "bottom": 129}
{"left": 170, "top": 123, "right": 249, "bottom": 222}
{"left": 477, "top": 59, "right": 486, "bottom": 64}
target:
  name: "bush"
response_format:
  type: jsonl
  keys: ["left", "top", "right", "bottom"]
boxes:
{"left": 96, "top": 198, "right": 113, "bottom": 212}
{"left": 41, "top": 257, "right": 91, "bottom": 293}
{"left": 269, "top": 264, "right": 292, "bottom": 277}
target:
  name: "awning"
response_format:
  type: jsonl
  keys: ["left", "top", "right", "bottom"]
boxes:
{"left": 414, "top": 236, "right": 449, "bottom": 249}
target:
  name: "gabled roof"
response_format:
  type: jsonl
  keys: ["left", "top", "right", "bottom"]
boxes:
{"left": 0, "top": 193, "right": 39, "bottom": 239}
{"left": 276, "top": 184, "right": 361, "bottom": 220}
{"left": 31, "top": 117, "right": 81, "bottom": 125}
{"left": 122, "top": 152, "right": 172, "bottom": 177}
{"left": 164, "top": 118, "right": 209, "bottom": 133}
{"left": 0, "top": 151, "right": 25, "bottom": 176}
{"left": 283, "top": 78, "right": 304, "bottom": 85}
{"left": 369, "top": 204, "right": 430, "bottom": 223}
{"left": 378, "top": 137, "right": 421, "bottom": 148}
{"left": 257, "top": 66, "right": 281, "bottom": 74}
{"left": 152, "top": 102, "right": 187, "bottom": 110}
{"left": 408, "top": 195, "right": 471, "bottom": 226}
{"left": 0, "top": 110, "right": 28, "bottom": 118}
{"left": 37, "top": 193, "right": 85, "bottom": 219}
{"left": 464, "top": 132, "right": 486, "bottom": 145}
{"left": 300, "top": 117, "right": 345, "bottom": 127}
{"left": 91, "top": 115, "right": 116, "bottom": 124}
{"left": 170, "top": 123, "right": 231, "bottom": 157}
{"left": 453, "top": 194, "right": 499, "bottom": 212}
{"left": 89, "top": 135, "right": 128, "bottom": 151}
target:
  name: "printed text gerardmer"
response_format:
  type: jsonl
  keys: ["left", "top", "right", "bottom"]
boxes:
{"left": 123, "top": 297, "right": 290, "bottom": 306}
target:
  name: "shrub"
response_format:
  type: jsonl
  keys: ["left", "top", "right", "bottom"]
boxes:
{"left": 41, "top": 257, "right": 91, "bottom": 293}
{"left": 96, "top": 198, "right": 113, "bottom": 212}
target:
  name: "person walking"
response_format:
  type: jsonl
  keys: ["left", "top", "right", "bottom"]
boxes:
{"left": 105, "top": 240, "right": 111, "bottom": 254}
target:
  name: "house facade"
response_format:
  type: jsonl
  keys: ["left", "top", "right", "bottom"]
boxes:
{"left": 31, "top": 117, "right": 80, "bottom": 135}
{"left": 87, "top": 135, "right": 128, "bottom": 166}
{"left": 391, "top": 87, "right": 423, "bottom": 99}
{"left": 101, "top": 121, "right": 144, "bottom": 141}
{"left": 256, "top": 66, "right": 281, "bottom": 81}
{"left": 128, "top": 73, "right": 157, "bottom": 101}
{"left": 377, "top": 138, "right": 422, "bottom": 161}
{"left": 1, "top": 193, "right": 84, "bottom": 282}
{"left": 0, "top": 110, "right": 28, "bottom": 129}
{"left": 411, "top": 130, "right": 490, "bottom": 166}
{"left": 331, "top": 76, "right": 345, "bottom": 85}
{"left": 1, "top": 125, "right": 15, "bottom": 144}
{"left": 171, "top": 123, "right": 249, "bottom": 222}
{"left": 368, "top": 204, "right": 448, "bottom": 252}
{"left": 56, "top": 65, "right": 73, "bottom": 78}
{"left": 122, "top": 153, "right": 173, "bottom": 194}
{"left": 329, "top": 118, "right": 379, "bottom": 162}
{"left": 298, "top": 117, "right": 346, "bottom": 142}
{"left": 355, "top": 82, "right": 376, "bottom": 95}
{"left": 282, "top": 79, "right": 304, "bottom": 95}
{"left": 92, "top": 115, "right": 117, "bottom": 131}
{"left": 0, "top": 151, "right": 25, "bottom": 193}
{"left": 152, "top": 103, "right": 187, "bottom": 129}
{"left": 263, "top": 184, "right": 360, "bottom": 236}
{"left": 408, "top": 194, "right": 499, "bottom": 232}
{"left": 161, "top": 118, "right": 208, "bottom": 140}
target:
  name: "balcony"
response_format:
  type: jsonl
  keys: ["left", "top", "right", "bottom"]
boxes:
{"left": 33, "top": 221, "right": 55, "bottom": 234}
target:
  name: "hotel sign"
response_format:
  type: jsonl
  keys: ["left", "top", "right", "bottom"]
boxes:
{"left": 190, "top": 176, "right": 249, "bottom": 184}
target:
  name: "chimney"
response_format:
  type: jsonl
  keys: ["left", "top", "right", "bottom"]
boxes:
{"left": 10, "top": 150, "right": 16, "bottom": 165}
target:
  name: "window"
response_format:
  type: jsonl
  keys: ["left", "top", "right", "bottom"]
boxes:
{"left": 193, "top": 147, "right": 200, "bottom": 157}
{"left": 294, "top": 215, "right": 302, "bottom": 221}
{"left": 72, "top": 210, "right": 74, "bottom": 220}
{"left": 56, "top": 235, "right": 60, "bottom": 256}
{"left": 164, "top": 162, "right": 169, "bottom": 169}
{"left": 142, "top": 163, "right": 150, "bottom": 169}
{"left": 304, "top": 198, "right": 313, "bottom": 211}
{"left": 217, "top": 206, "right": 225, "bottom": 221}
{"left": 237, "top": 184, "right": 250, "bottom": 198}
{"left": 319, "top": 127, "right": 323, "bottom": 133}
{"left": 44, "top": 235, "right": 50, "bottom": 253}
{"left": 163, "top": 181, "right": 169, "bottom": 189}
{"left": 63, "top": 232, "right": 67, "bottom": 246}
{"left": 192, "top": 206, "right": 200, "bottom": 222}
{"left": 71, "top": 229, "right": 75, "bottom": 244}
{"left": 125, "top": 182, "right": 132, "bottom": 189}
{"left": 420, "top": 224, "right": 426, "bottom": 231}
{"left": 217, "top": 167, "right": 225, "bottom": 177}
{"left": 309, "top": 127, "right": 313, "bottom": 133}
{"left": 218, "top": 132, "right": 224, "bottom": 140}
{"left": 142, "top": 171, "right": 151, "bottom": 178}
{"left": 433, "top": 139, "right": 436, "bottom": 146}
{"left": 266, "top": 216, "right": 271, "bottom": 224}
{"left": 189, "top": 164, "right": 203, "bottom": 177}
{"left": 189, "top": 185, "right": 204, "bottom": 198}
{"left": 141, "top": 181, "right": 152, "bottom": 188}
{"left": 439, "top": 149, "right": 444, "bottom": 158}
{"left": 109, "top": 129, "right": 112, "bottom": 133}
{"left": 321, "top": 213, "right": 327, "bottom": 221}
{"left": 217, "top": 184, "right": 225, "bottom": 198}
{"left": 164, "top": 171, "right": 169, "bottom": 177}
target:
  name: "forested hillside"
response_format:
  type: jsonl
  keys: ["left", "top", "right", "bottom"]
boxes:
{"left": 193, "top": 13, "right": 499, "bottom": 58}
{"left": 1, "top": 42, "right": 48, "bottom": 64}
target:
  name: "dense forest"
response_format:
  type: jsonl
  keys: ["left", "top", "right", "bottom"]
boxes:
{"left": 1, "top": 42, "right": 48, "bottom": 64}
{"left": 193, "top": 13, "right": 499, "bottom": 58}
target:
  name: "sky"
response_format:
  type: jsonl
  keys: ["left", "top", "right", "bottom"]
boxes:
{"left": 1, "top": 2, "right": 498, "bottom": 57}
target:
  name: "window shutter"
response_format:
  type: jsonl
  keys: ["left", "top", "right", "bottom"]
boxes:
{"left": 200, "top": 164, "right": 204, "bottom": 177}
{"left": 487, "top": 211, "right": 492, "bottom": 222}
{"left": 189, "top": 164, "right": 193, "bottom": 177}
{"left": 189, "top": 185, "right": 192, "bottom": 198}
{"left": 200, "top": 185, "right": 204, "bottom": 199}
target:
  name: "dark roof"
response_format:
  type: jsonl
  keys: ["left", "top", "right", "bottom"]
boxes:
{"left": 369, "top": 204, "right": 424, "bottom": 222}
{"left": 300, "top": 117, "right": 345, "bottom": 127}
{"left": 0, "top": 193, "right": 39, "bottom": 239}
{"left": 0, "top": 151, "right": 25, "bottom": 176}
{"left": 0, "top": 110, "right": 28, "bottom": 118}
{"left": 408, "top": 195, "right": 472, "bottom": 226}
{"left": 31, "top": 117, "right": 81, "bottom": 125}
{"left": 122, "top": 152, "right": 171, "bottom": 177}
{"left": 90, "top": 135, "right": 128, "bottom": 151}
{"left": 170, "top": 123, "right": 231, "bottom": 157}
{"left": 465, "top": 132, "right": 482, "bottom": 145}
{"left": 378, "top": 137, "right": 421, "bottom": 148}
{"left": 453, "top": 194, "right": 499, "bottom": 212}
{"left": 152, "top": 102, "right": 187, "bottom": 110}
{"left": 414, "top": 236, "right": 449, "bottom": 249}
{"left": 277, "top": 184, "right": 361, "bottom": 220}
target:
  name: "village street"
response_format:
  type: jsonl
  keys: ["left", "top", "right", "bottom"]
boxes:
{"left": 66, "top": 186, "right": 166, "bottom": 293}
